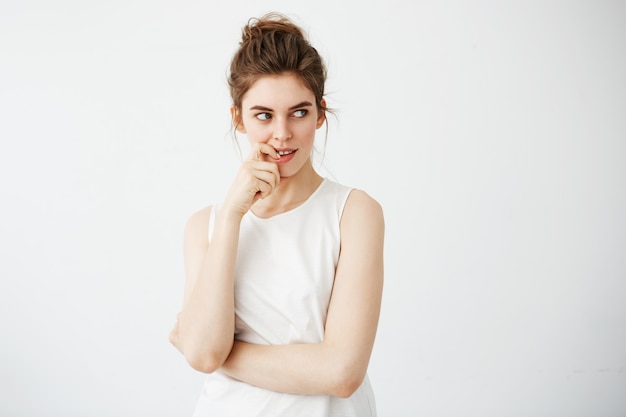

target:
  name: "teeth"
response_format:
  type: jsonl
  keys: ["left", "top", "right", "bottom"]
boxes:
{"left": 278, "top": 150, "right": 294, "bottom": 156}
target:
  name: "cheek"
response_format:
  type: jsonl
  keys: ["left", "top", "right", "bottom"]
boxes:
{"left": 295, "top": 122, "right": 318, "bottom": 139}
{"left": 243, "top": 123, "right": 269, "bottom": 143}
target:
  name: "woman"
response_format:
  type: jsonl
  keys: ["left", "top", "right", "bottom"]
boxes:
{"left": 170, "top": 12, "right": 384, "bottom": 416}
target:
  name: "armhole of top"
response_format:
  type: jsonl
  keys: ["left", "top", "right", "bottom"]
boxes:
{"left": 338, "top": 187, "right": 356, "bottom": 225}
{"left": 208, "top": 204, "right": 218, "bottom": 244}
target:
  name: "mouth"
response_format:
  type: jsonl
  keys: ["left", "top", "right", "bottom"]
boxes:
{"left": 276, "top": 149, "right": 297, "bottom": 156}
{"left": 274, "top": 148, "right": 298, "bottom": 163}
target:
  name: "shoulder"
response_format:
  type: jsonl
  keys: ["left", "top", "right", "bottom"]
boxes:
{"left": 341, "top": 189, "right": 384, "bottom": 234}
{"left": 324, "top": 180, "right": 382, "bottom": 216}
{"left": 345, "top": 189, "right": 383, "bottom": 218}
{"left": 338, "top": 189, "right": 384, "bottom": 269}
{"left": 184, "top": 205, "right": 213, "bottom": 246}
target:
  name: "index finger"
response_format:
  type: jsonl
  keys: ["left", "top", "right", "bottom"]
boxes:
{"left": 249, "top": 143, "right": 279, "bottom": 162}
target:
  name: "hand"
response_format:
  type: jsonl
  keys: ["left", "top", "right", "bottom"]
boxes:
{"left": 222, "top": 143, "right": 280, "bottom": 217}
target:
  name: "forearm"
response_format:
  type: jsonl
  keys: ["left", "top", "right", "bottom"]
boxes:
{"left": 220, "top": 340, "right": 366, "bottom": 398}
{"left": 177, "top": 211, "right": 241, "bottom": 372}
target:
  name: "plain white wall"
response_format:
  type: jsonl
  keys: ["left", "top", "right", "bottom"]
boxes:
{"left": 1, "top": 1, "right": 625, "bottom": 416}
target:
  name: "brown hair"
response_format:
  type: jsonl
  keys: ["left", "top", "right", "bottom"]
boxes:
{"left": 228, "top": 12, "right": 329, "bottom": 127}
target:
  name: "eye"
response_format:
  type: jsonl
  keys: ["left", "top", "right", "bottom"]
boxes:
{"left": 293, "top": 109, "right": 308, "bottom": 118}
{"left": 255, "top": 112, "right": 271, "bottom": 121}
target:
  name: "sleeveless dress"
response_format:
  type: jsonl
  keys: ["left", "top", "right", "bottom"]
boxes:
{"left": 192, "top": 178, "right": 377, "bottom": 417}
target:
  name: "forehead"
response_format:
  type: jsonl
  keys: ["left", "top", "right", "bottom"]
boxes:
{"left": 242, "top": 73, "right": 315, "bottom": 108}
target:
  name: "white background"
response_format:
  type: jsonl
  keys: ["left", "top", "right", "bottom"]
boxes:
{"left": 1, "top": 1, "right": 625, "bottom": 416}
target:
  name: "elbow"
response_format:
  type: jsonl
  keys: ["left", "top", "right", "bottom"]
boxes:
{"left": 185, "top": 350, "right": 227, "bottom": 374}
{"left": 329, "top": 368, "right": 366, "bottom": 398}
{"left": 176, "top": 327, "right": 233, "bottom": 374}
{"left": 182, "top": 339, "right": 232, "bottom": 374}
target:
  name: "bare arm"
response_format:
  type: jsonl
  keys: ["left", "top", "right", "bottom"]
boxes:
{"left": 220, "top": 190, "right": 385, "bottom": 397}
{"left": 169, "top": 144, "right": 281, "bottom": 373}
{"left": 169, "top": 206, "right": 241, "bottom": 373}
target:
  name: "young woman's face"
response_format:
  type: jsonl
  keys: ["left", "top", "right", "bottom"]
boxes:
{"left": 235, "top": 73, "right": 325, "bottom": 179}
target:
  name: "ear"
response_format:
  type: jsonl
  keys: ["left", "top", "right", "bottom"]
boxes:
{"left": 316, "top": 99, "right": 327, "bottom": 129}
{"left": 230, "top": 106, "right": 247, "bottom": 134}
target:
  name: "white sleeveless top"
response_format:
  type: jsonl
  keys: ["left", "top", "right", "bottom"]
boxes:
{"left": 192, "top": 178, "right": 377, "bottom": 417}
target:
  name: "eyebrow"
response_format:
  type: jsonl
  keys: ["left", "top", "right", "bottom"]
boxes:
{"left": 249, "top": 101, "right": 313, "bottom": 112}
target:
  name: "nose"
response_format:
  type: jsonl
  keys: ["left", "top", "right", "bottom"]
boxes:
{"left": 272, "top": 117, "right": 292, "bottom": 143}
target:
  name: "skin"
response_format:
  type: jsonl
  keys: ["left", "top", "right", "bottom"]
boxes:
{"left": 169, "top": 72, "right": 384, "bottom": 398}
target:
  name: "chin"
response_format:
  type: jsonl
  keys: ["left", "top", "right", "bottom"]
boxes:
{"left": 277, "top": 167, "right": 296, "bottom": 180}
{"left": 277, "top": 161, "right": 306, "bottom": 181}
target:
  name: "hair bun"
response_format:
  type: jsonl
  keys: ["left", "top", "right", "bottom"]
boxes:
{"left": 241, "top": 24, "right": 262, "bottom": 44}
{"left": 240, "top": 12, "right": 305, "bottom": 45}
